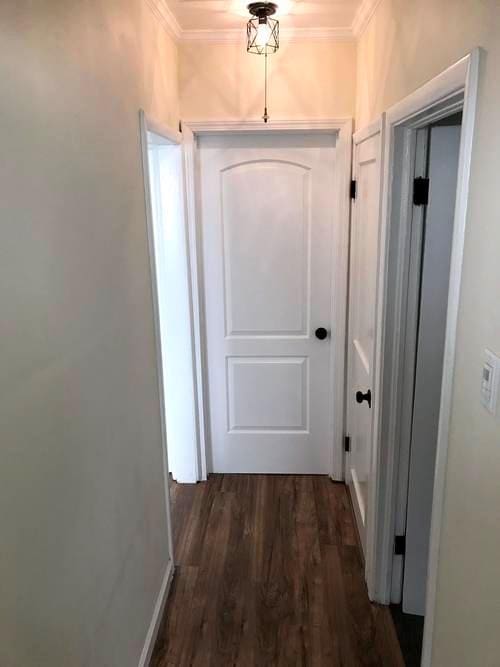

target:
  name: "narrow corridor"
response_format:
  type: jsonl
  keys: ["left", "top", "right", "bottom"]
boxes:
{"left": 151, "top": 475, "right": 405, "bottom": 666}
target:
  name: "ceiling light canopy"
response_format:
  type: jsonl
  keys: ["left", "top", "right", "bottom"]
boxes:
{"left": 246, "top": 2, "right": 279, "bottom": 55}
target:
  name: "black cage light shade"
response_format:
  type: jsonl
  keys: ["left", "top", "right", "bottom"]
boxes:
{"left": 247, "top": 2, "right": 279, "bottom": 55}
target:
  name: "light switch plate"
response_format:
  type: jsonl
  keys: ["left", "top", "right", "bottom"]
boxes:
{"left": 481, "top": 349, "right": 500, "bottom": 415}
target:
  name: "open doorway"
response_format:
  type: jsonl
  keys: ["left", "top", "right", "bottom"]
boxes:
{"left": 366, "top": 52, "right": 479, "bottom": 667}
{"left": 389, "top": 113, "right": 463, "bottom": 666}
{"left": 140, "top": 112, "right": 201, "bottom": 488}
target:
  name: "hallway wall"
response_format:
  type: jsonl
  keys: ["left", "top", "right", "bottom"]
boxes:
{"left": 180, "top": 39, "right": 356, "bottom": 120}
{"left": 0, "top": 1, "right": 179, "bottom": 665}
{"left": 356, "top": 2, "right": 500, "bottom": 665}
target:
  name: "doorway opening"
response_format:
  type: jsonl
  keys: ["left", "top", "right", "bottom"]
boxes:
{"left": 140, "top": 114, "right": 201, "bottom": 487}
{"left": 367, "top": 51, "right": 479, "bottom": 667}
{"left": 389, "top": 112, "right": 463, "bottom": 667}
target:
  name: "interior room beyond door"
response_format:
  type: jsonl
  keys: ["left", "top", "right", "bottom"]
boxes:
{"left": 402, "top": 121, "right": 462, "bottom": 616}
{"left": 146, "top": 131, "right": 199, "bottom": 484}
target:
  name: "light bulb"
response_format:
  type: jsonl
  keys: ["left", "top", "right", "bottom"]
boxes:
{"left": 255, "top": 21, "right": 271, "bottom": 49}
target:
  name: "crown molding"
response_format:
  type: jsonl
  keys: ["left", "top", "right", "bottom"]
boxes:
{"left": 145, "top": 0, "right": 182, "bottom": 41}
{"left": 145, "top": 0, "right": 381, "bottom": 44}
{"left": 180, "top": 26, "right": 354, "bottom": 44}
{"left": 352, "top": 0, "right": 382, "bottom": 37}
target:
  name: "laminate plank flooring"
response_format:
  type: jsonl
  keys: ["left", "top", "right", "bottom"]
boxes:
{"left": 151, "top": 475, "right": 405, "bottom": 667}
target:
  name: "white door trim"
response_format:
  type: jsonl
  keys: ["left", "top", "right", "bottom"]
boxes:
{"left": 184, "top": 118, "right": 353, "bottom": 480}
{"left": 145, "top": 115, "right": 183, "bottom": 145}
{"left": 186, "top": 118, "right": 352, "bottom": 135}
{"left": 182, "top": 124, "right": 209, "bottom": 481}
{"left": 366, "top": 50, "right": 480, "bottom": 666}
{"left": 353, "top": 117, "right": 384, "bottom": 145}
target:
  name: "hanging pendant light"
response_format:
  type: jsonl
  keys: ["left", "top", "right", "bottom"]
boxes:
{"left": 246, "top": 2, "right": 279, "bottom": 123}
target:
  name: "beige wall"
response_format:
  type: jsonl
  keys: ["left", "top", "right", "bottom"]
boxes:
{"left": 0, "top": 1, "right": 179, "bottom": 665}
{"left": 180, "top": 39, "right": 356, "bottom": 120}
{"left": 357, "top": 2, "right": 500, "bottom": 665}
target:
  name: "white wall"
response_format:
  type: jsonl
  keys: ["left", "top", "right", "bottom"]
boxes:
{"left": 0, "top": 1, "right": 179, "bottom": 665}
{"left": 356, "top": 1, "right": 500, "bottom": 665}
{"left": 180, "top": 39, "right": 357, "bottom": 120}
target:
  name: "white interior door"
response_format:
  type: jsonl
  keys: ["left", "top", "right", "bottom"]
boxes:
{"left": 346, "top": 123, "right": 383, "bottom": 552}
{"left": 402, "top": 124, "right": 461, "bottom": 615}
{"left": 199, "top": 133, "right": 337, "bottom": 474}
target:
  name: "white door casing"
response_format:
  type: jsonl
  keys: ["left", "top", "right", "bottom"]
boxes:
{"left": 346, "top": 121, "right": 383, "bottom": 555}
{"left": 199, "top": 133, "right": 338, "bottom": 474}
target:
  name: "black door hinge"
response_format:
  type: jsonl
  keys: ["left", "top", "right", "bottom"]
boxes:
{"left": 178, "top": 120, "right": 183, "bottom": 133}
{"left": 344, "top": 435, "right": 351, "bottom": 453}
{"left": 350, "top": 179, "right": 357, "bottom": 200}
{"left": 394, "top": 535, "right": 406, "bottom": 556}
{"left": 413, "top": 177, "right": 430, "bottom": 206}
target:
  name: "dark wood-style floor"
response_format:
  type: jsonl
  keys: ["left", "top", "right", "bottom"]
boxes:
{"left": 151, "top": 475, "right": 405, "bottom": 666}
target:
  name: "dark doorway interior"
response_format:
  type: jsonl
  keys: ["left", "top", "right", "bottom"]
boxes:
{"left": 390, "top": 604, "right": 425, "bottom": 667}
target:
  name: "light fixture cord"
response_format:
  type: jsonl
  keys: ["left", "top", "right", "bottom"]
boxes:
{"left": 263, "top": 50, "right": 269, "bottom": 123}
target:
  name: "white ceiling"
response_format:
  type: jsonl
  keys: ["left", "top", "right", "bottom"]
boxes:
{"left": 167, "top": 0, "right": 362, "bottom": 31}
{"left": 150, "top": 0, "right": 380, "bottom": 39}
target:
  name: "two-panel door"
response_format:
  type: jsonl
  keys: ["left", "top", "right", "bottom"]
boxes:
{"left": 346, "top": 123, "right": 383, "bottom": 553}
{"left": 199, "top": 133, "right": 337, "bottom": 473}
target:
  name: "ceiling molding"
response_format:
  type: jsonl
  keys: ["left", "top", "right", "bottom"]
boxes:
{"left": 144, "top": 0, "right": 182, "bottom": 41}
{"left": 145, "top": 0, "right": 381, "bottom": 44}
{"left": 180, "top": 26, "right": 354, "bottom": 44}
{"left": 351, "top": 0, "right": 382, "bottom": 37}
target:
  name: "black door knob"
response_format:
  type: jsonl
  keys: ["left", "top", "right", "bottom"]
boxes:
{"left": 356, "top": 389, "right": 372, "bottom": 409}
{"left": 315, "top": 327, "right": 329, "bottom": 340}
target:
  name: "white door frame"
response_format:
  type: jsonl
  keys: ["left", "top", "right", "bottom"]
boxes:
{"left": 184, "top": 118, "right": 353, "bottom": 480}
{"left": 366, "top": 50, "right": 480, "bottom": 666}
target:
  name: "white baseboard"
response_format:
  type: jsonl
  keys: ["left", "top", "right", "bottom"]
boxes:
{"left": 138, "top": 558, "right": 175, "bottom": 667}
